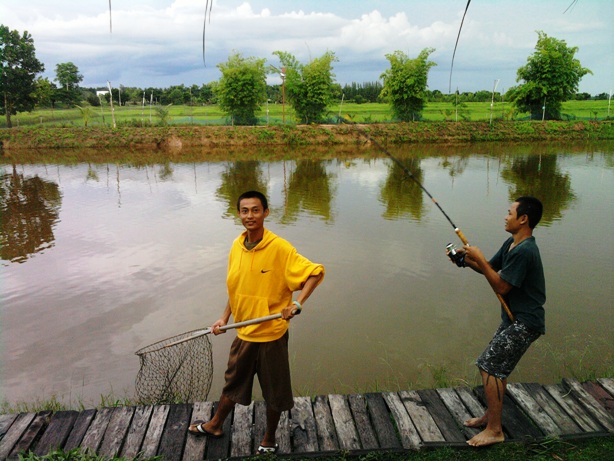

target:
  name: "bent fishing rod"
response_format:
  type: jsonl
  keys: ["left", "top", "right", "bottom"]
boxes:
{"left": 338, "top": 116, "right": 514, "bottom": 322}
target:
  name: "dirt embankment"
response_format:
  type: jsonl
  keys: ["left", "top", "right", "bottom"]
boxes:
{"left": 1, "top": 121, "right": 612, "bottom": 153}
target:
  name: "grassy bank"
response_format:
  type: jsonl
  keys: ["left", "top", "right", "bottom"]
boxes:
{"left": 13, "top": 437, "right": 614, "bottom": 461}
{"left": 1, "top": 120, "right": 612, "bottom": 153}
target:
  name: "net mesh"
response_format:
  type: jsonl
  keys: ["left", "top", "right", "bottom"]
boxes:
{"left": 135, "top": 329, "right": 213, "bottom": 404}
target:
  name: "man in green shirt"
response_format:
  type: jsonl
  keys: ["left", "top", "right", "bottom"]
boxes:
{"left": 457, "top": 196, "right": 545, "bottom": 447}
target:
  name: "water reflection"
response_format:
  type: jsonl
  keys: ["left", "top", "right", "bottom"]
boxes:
{"left": 282, "top": 160, "right": 334, "bottom": 223}
{"left": 0, "top": 166, "right": 62, "bottom": 263}
{"left": 500, "top": 155, "right": 575, "bottom": 225}
{"left": 380, "top": 157, "right": 425, "bottom": 221}
{"left": 1, "top": 142, "right": 612, "bottom": 407}
{"left": 217, "top": 161, "right": 268, "bottom": 218}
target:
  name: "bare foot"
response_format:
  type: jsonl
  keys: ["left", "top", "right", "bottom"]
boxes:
{"left": 464, "top": 415, "right": 487, "bottom": 428}
{"left": 466, "top": 428, "right": 505, "bottom": 447}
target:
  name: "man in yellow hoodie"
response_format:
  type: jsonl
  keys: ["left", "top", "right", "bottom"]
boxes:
{"left": 188, "top": 190, "right": 325, "bottom": 455}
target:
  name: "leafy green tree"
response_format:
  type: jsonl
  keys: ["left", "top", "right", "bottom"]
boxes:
{"left": 0, "top": 25, "right": 45, "bottom": 128}
{"left": 214, "top": 51, "right": 267, "bottom": 125}
{"left": 55, "top": 62, "right": 84, "bottom": 106}
{"left": 507, "top": 31, "right": 591, "bottom": 120}
{"left": 34, "top": 77, "right": 58, "bottom": 108}
{"left": 273, "top": 50, "right": 338, "bottom": 124}
{"left": 380, "top": 48, "right": 436, "bottom": 121}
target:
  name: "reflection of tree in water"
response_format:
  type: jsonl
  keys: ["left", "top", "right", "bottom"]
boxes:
{"left": 500, "top": 155, "right": 575, "bottom": 226}
{"left": 280, "top": 160, "right": 334, "bottom": 224}
{"left": 216, "top": 161, "right": 268, "bottom": 218}
{"left": 439, "top": 156, "right": 469, "bottom": 179}
{"left": 158, "top": 162, "right": 174, "bottom": 181}
{"left": 379, "top": 158, "right": 425, "bottom": 221}
{"left": 0, "top": 166, "right": 62, "bottom": 263}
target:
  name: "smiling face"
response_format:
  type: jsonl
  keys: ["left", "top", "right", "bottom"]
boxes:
{"left": 238, "top": 197, "right": 269, "bottom": 239}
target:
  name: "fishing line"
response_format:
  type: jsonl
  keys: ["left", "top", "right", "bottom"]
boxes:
{"left": 338, "top": 116, "right": 514, "bottom": 321}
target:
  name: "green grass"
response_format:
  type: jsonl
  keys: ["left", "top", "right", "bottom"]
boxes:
{"left": 4, "top": 100, "right": 611, "bottom": 128}
{"left": 13, "top": 437, "right": 614, "bottom": 461}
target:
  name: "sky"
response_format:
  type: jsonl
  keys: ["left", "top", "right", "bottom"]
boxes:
{"left": 1, "top": 0, "right": 612, "bottom": 95}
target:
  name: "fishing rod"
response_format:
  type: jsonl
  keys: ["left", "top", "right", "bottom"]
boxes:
{"left": 338, "top": 116, "right": 514, "bottom": 322}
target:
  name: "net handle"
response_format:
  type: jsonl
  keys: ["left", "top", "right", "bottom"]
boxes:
{"left": 146, "top": 308, "right": 301, "bottom": 352}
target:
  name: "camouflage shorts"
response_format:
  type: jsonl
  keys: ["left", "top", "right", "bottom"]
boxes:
{"left": 476, "top": 321, "right": 541, "bottom": 380}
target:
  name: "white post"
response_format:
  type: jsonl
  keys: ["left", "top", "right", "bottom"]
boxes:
{"left": 107, "top": 81, "right": 116, "bottom": 128}
{"left": 490, "top": 79, "right": 500, "bottom": 125}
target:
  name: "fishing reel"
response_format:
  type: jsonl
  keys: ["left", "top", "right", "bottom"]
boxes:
{"left": 446, "top": 243, "right": 466, "bottom": 267}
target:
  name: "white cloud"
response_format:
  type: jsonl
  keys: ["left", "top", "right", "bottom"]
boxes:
{"left": 0, "top": 0, "right": 611, "bottom": 94}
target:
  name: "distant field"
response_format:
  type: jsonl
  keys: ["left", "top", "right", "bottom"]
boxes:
{"left": 3, "top": 100, "right": 611, "bottom": 128}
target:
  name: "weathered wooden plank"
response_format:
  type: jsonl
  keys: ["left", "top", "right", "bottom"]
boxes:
{"left": 398, "top": 390, "right": 444, "bottom": 443}
{"left": 63, "top": 409, "right": 96, "bottom": 451}
{"left": 544, "top": 384, "right": 601, "bottom": 433}
{"left": 365, "top": 393, "right": 400, "bottom": 449}
{"left": 470, "top": 386, "right": 542, "bottom": 440}
{"left": 347, "top": 394, "right": 378, "bottom": 450}
{"left": 436, "top": 388, "right": 479, "bottom": 440}
{"left": 276, "top": 410, "right": 291, "bottom": 455}
{"left": 250, "top": 401, "right": 291, "bottom": 455}
{"left": 204, "top": 402, "right": 231, "bottom": 460}
{"left": 80, "top": 407, "right": 113, "bottom": 454}
{"left": 312, "top": 395, "right": 338, "bottom": 452}
{"left": 597, "top": 378, "right": 614, "bottom": 397}
{"left": 289, "top": 396, "right": 318, "bottom": 453}
{"left": 523, "top": 383, "right": 582, "bottom": 435}
{"left": 454, "top": 387, "right": 486, "bottom": 420}
{"left": 328, "top": 394, "right": 360, "bottom": 451}
{"left": 140, "top": 404, "right": 170, "bottom": 459}
{"left": 33, "top": 411, "right": 79, "bottom": 455}
{"left": 506, "top": 383, "right": 561, "bottom": 436}
{"left": 382, "top": 392, "right": 421, "bottom": 449}
{"left": 582, "top": 381, "right": 614, "bottom": 416}
{"left": 97, "top": 406, "right": 134, "bottom": 459}
{"left": 120, "top": 405, "right": 153, "bottom": 460}
{"left": 7, "top": 411, "right": 50, "bottom": 459}
{"left": 417, "top": 389, "right": 465, "bottom": 443}
{"left": 501, "top": 393, "right": 544, "bottom": 440}
{"left": 0, "top": 414, "right": 18, "bottom": 440}
{"left": 230, "top": 402, "right": 253, "bottom": 458}
{"left": 563, "top": 378, "right": 614, "bottom": 431}
{"left": 158, "top": 404, "right": 191, "bottom": 461}
{"left": 252, "top": 401, "right": 266, "bottom": 455}
{"left": 182, "top": 402, "right": 213, "bottom": 461}
{"left": 0, "top": 413, "right": 37, "bottom": 460}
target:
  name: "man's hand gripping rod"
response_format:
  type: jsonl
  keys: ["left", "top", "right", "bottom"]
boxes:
{"left": 454, "top": 228, "right": 514, "bottom": 322}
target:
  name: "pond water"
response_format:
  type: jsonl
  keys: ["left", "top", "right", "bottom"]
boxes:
{"left": 1, "top": 141, "right": 613, "bottom": 407}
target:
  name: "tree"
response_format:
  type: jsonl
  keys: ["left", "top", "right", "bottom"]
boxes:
{"left": 507, "top": 31, "right": 591, "bottom": 120}
{"left": 34, "top": 77, "right": 58, "bottom": 108}
{"left": 0, "top": 25, "right": 45, "bottom": 128}
{"left": 273, "top": 51, "right": 338, "bottom": 124}
{"left": 380, "top": 48, "right": 436, "bottom": 121}
{"left": 214, "top": 51, "right": 267, "bottom": 125}
{"left": 55, "top": 62, "right": 84, "bottom": 106}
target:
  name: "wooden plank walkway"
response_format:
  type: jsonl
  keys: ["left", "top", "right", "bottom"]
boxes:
{"left": 1, "top": 378, "right": 612, "bottom": 460}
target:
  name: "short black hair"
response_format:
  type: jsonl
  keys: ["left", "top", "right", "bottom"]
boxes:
{"left": 515, "top": 196, "right": 543, "bottom": 229}
{"left": 237, "top": 190, "right": 268, "bottom": 211}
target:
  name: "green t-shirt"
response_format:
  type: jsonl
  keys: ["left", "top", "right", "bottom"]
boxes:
{"left": 489, "top": 236, "right": 546, "bottom": 333}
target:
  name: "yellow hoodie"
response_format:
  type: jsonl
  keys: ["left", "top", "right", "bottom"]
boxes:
{"left": 227, "top": 228, "right": 325, "bottom": 342}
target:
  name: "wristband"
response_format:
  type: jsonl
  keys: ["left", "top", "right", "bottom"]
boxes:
{"left": 292, "top": 300, "right": 302, "bottom": 311}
